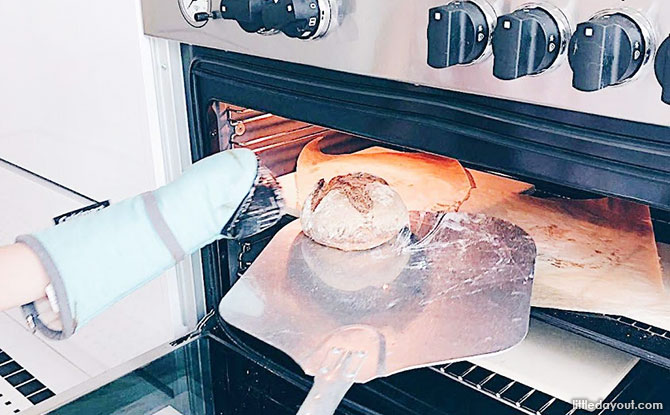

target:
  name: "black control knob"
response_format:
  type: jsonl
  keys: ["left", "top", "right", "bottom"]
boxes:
{"left": 427, "top": 2, "right": 491, "bottom": 69}
{"left": 220, "top": 0, "right": 268, "bottom": 33}
{"left": 492, "top": 7, "right": 563, "bottom": 80}
{"left": 568, "top": 13, "right": 647, "bottom": 91}
{"left": 655, "top": 36, "right": 670, "bottom": 105}
{"left": 262, "top": 0, "right": 330, "bottom": 39}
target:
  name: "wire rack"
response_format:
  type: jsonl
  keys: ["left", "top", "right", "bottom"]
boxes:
{"left": 532, "top": 308, "right": 670, "bottom": 370}
{"left": 610, "top": 315, "right": 669, "bottom": 339}
{"left": 432, "top": 361, "right": 576, "bottom": 415}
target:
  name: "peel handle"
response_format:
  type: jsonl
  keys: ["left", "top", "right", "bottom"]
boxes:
{"left": 296, "top": 374, "right": 354, "bottom": 415}
{"left": 296, "top": 330, "right": 372, "bottom": 415}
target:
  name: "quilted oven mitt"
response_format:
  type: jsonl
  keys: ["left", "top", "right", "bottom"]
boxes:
{"left": 18, "top": 149, "right": 258, "bottom": 339}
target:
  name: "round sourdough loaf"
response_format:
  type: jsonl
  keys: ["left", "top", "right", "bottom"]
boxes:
{"left": 300, "top": 173, "right": 409, "bottom": 251}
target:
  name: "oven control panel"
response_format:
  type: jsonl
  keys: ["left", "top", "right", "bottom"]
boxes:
{"left": 142, "top": 0, "right": 670, "bottom": 126}
{"left": 427, "top": 2, "right": 657, "bottom": 92}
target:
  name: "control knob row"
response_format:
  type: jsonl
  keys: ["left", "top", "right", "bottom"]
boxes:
{"left": 427, "top": 1, "right": 665, "bottom": 100}
{"left": 428, "top": 2, "right": 569, "bottom": 79}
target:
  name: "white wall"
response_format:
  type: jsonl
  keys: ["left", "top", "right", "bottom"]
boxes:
{"left": 0, "top": 0, "right": 189, "bottom": 407}
{"left": 0, "top": 162, "right": 184, "bottom": 395}
{"left": 0, "top": 0, "right": 164, "bottom": 203}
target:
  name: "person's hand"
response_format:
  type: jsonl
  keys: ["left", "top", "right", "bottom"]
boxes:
{"left": 18, "top": 149, "right": 258, "bottom": 339}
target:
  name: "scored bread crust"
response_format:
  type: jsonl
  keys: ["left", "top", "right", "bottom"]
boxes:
{"left": 310, "top": 173, "right": 389, "bottom": 213}
{"left": 301, "top": 173, "right": 409, "bottom": 251}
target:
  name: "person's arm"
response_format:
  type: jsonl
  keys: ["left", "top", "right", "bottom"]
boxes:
{"left": 3, "top": 149, "right": 259, "bottom": 339}
{"left": 0, "top": 243, "right": 50, "bottom": 312}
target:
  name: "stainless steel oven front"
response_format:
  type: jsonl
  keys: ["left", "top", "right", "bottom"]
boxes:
{"left": 141, "top": 0, "right": 670, "bottom": 126}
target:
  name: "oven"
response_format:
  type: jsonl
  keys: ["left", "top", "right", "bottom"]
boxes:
{"left": 34, "top": 0, "right": 670, "bottom": 414}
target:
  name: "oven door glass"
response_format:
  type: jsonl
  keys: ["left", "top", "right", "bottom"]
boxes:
{"left": 44, "top": 333, "right": 522, "bottom": 415}
{"left": 40, "top": 330, "right": 670, "bottom": 415}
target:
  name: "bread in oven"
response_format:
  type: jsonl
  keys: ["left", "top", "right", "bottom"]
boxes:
{"left": 300, "top": 173, "right": 409, "bottom": 251}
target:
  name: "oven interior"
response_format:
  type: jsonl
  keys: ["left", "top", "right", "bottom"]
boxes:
{"left": 197, "top": 101, "right": 670, "bottom": 415}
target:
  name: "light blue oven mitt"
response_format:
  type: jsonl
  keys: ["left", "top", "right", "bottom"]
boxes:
{"left": 18, "top": 149, "right": 258, "bottom": 340}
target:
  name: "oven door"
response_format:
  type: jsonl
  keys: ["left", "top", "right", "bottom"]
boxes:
{"left": 28, "top": 333, "right": 548, "bottom": 415}
{"left": 28, "top": 331, "right": 670, "bottom": 415}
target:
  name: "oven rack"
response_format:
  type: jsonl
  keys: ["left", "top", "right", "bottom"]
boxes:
{"left": 433, "top": 361, "right": 574, "bottom": 415}
{"left": 214, "top": 313, "right": 660, "bottom": 415}
{"left": 532, "top": 309, "right": 670, "bottom": 370}
{"left": 432, "top": 359, "right": 663, "bottom": 415}
{"left": 0, "top": 348, "right": 55, "bottom": 414}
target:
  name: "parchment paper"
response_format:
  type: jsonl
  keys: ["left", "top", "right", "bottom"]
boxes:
{"left": 296, "top": 139, "right": 476, "bottom": 212}
{"left": 460, "top": 193, "right": 669, "bottom": 330}
{"left": 286, "top": 141, "right": 670, "bottom": 330}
